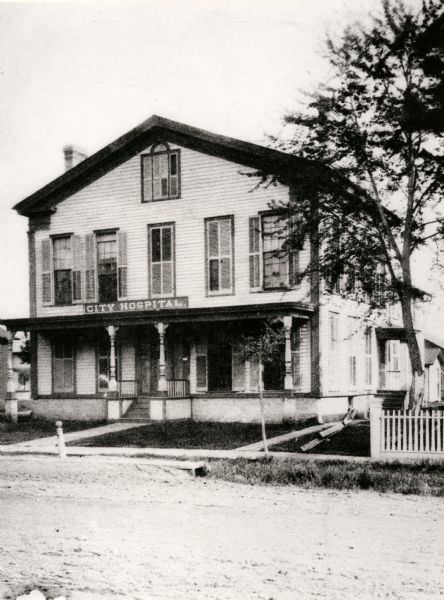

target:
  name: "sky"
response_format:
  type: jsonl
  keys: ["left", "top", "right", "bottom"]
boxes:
{"left": 0, "top": 0, "right": 420, "bottom": 318}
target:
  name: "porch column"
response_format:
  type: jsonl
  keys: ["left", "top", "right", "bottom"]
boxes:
{"left": 106, "top": 325, "right": 119, "bottom": 393}
{"left": 155, "top": 322, "right": 169, "bottom": 394}
{"left": 244, "top": 359, "right": 251, "bottom": 393}
{"left": 283, "top": 316, "right": 293, "bottom": 391}
{"left": 5, "top": 330, "right": 17, "bottom": 423}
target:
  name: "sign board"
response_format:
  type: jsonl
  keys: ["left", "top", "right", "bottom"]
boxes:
{"left": 84, "top": 297, "right": 189, "bottom": 314}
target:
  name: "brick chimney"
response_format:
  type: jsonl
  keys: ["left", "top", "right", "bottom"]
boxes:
{"left": 63, "top": 145, "right": 88, "bottom": 171}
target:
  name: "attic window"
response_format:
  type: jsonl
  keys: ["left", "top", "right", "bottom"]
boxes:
{"left": 141, "top": 143, "right": 180, "bottom": 202}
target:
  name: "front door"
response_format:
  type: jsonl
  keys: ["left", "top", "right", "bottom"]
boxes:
{"left": 208, "top": 337, "right": 232, "bottom": 391}
{"left": 137, "top": 336, "right": 159, "bottom": 395}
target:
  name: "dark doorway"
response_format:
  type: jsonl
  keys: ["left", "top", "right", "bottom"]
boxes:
{"left": 263, "top": 341, "right": 285, "bottom": 390}
{"left": 208, "top": 335, "right": 232, "bottom": 391}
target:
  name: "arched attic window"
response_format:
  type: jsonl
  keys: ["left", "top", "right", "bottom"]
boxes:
{"left": 141, "top": 141, "right": 180, "bottom": 202}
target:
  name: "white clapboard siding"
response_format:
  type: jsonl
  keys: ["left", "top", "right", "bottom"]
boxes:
{"left": 320, "top": 299, "right": 378, "bottom": 397}
{"left": 37, "top": 333, "right": 52, "bottom": 395}
{"left": 34, "top": 143, "right": 312, "bottom": 316}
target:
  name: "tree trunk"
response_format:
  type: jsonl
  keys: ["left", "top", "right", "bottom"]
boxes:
{"left": 258, "top": 361, "right": 269, "bottom": 457}
{"left": 399, "top": 291, "right": 424, "bottom": 411}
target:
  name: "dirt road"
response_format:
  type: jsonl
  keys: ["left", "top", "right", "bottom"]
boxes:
{"left": 0, "top": 456, "right": 442, "bottom": 600}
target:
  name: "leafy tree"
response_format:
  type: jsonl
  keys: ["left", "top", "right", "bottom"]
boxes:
{"left": 268, "top": 0, "right": 444, "bottom": 408}
{"left": 16, "top": 336, "right": 30, "bottom": 364}
{"left": 235, "top": 321, "right": 285, "bottom": 456}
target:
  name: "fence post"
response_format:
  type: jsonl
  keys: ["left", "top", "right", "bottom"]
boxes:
{"left": 370, "top": 404, "right": 382, "bottom": 460}
{"left": 56, "top": 420, "right": 66, "bottom": 460}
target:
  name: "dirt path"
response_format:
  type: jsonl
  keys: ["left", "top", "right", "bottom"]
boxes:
{"left": 0, "top": 456, "right": 442, "bottom": 600}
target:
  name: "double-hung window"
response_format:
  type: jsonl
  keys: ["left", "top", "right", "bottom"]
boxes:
{"left": 53, "top": 236, "right": 73, "bottom": 305}
{"left": 206, "top": 216, "right": 234, "bottom": 294}
{"left": 97, "top": 232, "right": 118, "bottom": 303}
{"left": 142, "top": 143, "right": 180, "bottom": 202}
{"left": 41, "top": 230, "right": 127, "bottom": 306}
{"left": 148, "top": 223, "right": 175, "bottom": 297}
{"left": 249, "top": 213, "right": 299, "bottom": 290}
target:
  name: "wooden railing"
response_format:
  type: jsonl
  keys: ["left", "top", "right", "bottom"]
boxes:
{"left": 118, "top": 379, "right": 138, "bottom": 400}
{"left": 167, "top": 379, "right": 190, "bottom": 398}
{"left": 370, "top": 406, "right": 444, "bottom": 461}
{"left": 118, "top": 379, "right": 190, "bottom": 399}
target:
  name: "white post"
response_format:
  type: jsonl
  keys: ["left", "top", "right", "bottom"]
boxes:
{"left": 370, "top": 403, "right": 382, "bottom": 460}
{"left": 244, "top": 359, "right": 251, "bottom": 393}
{"left": 105, "top": 325, "right": 119, "bottom": 393}
{"left": 5, "top": 330, "right": 17, "bottom": 423}
{"left": 155, "top": 322, "right": 169, "bottom": 394}
{"left": 56, "top": 420, "right": 66, "bottom": 459}
{"left": 283, "top": 316, "right": 293, "bottom": 391}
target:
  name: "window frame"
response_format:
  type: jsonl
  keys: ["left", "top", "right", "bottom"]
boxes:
{"left": 51, "top": 233, "right": 74, "bottom": 307}
{"left": 96, "top": 230, "right": 119, "bottom": 303}
{"left": 205, "top": 215, "right": 235, "bottom": 296}
{"left": 258, "top": 211, "right": 299, "bottom": 291}
{"left": 141, "top": 144, "right": 181, "bottom": 203}
{"left": 147, "top": 222, "right": 176, "bottom": 298}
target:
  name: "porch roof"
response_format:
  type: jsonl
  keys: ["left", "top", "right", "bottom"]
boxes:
{"left": 1, "top": 301, "right": 313, "bottom": 332}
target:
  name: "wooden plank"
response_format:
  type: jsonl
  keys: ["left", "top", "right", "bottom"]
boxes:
{"left": 319, "top": 423, "right": 344, "bottom": 439}
{"left": 237, "top": 423, "right": 335, "bottom": 452}
{"left": 300, "top": 437, "right": 325, "bottom": 452}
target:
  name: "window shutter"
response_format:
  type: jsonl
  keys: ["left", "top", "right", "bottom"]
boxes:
{"left": 196, "top": 355, "right": 207, "bottom": 389}
{"left": 249, "top": 356, "right": 259, "bottom": 392}
{"left": 153, "top": 155, "right": 162, "bottom": 199}
{"left": 72, "top": 235, "right": 82, "bottom": 303}
{"left": 249, "top": 217, "right": 261, "bottom": 288}
{"left": 117, "top": 231, "right": 128, "bottom": 299}
{"left": 41, "top": 238, "right": 53, "bottom": 306}
{"left": 159, "top": 154, "right": 169, "bottom": 198}
{"left": 232, "top": 349, "right": 245, "bottom": 391}
{"left": 143, "top": 156, "right": 153, "bottom": 201}
{"left": 169, "top": 152, "right": 179, "bottom": 197}
{"left": 289, "top": 250, "right": 300, "bottom": 286}
{"left": 84, "top": 234, "right": 97, "bottom": 302}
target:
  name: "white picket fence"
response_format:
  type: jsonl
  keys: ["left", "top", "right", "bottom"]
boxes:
{"left": 370, "top": 405, "right": 444, "bottom": 462}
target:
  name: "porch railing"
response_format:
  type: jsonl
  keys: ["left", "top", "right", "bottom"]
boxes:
{"left": 117, "top": 379, "right": 190, "bottom": 399}
{"left": 167, "top": 379, "right": 190, "bottom": 398}
{"left": 118, "top": 379, "right": 138, "bottom": 400}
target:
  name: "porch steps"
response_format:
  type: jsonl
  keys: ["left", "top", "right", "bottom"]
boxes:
{"left": 122, "top": 400, "right": 151, "bottom": 421}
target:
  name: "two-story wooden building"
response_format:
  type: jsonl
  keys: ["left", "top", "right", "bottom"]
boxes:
{"left": 2, "top": 115, "right": 433, "bottom": 423}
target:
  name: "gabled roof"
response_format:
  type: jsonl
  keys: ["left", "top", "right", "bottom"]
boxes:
{"left": 425, "top": 337, "right": 444, "bottom": 366}
{"left": 14, "top": 115, "right": 318, "bottom": 217}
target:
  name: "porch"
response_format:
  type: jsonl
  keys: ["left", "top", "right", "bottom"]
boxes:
{"left": 1, "top": 301, "right": 314, "bottom": 422}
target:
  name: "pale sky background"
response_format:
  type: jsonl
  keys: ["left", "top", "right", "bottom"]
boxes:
{"left": 0, "top": 0, "right": 428, "bottom": 319}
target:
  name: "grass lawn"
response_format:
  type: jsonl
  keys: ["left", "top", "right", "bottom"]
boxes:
{"left": 209, "top": 457, "right": 444, "bottom": 496}
{"left": 273, "top": 422, "right": 370, "bottom": 457}
{"left": 0, "top": 418, "right": 105, "bottom": 445}
{"left": 69, "top": 420, "right": 314, "bottom": 450}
